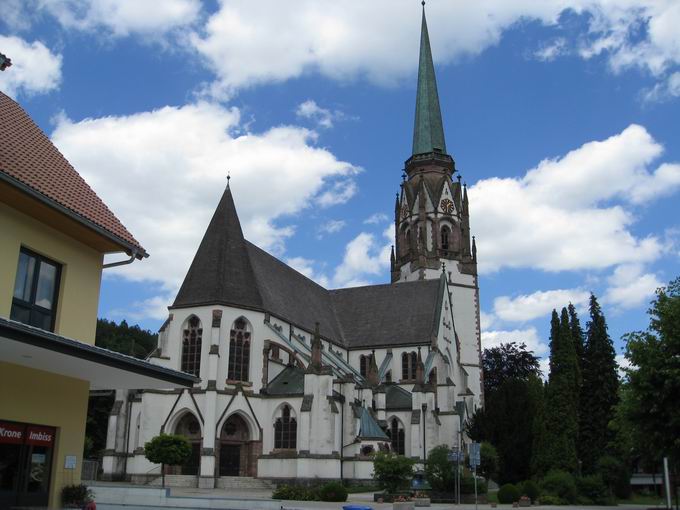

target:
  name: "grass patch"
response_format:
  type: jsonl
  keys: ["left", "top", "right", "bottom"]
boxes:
{"left": 619, "top": 492, "right": 665, "bottom": 506}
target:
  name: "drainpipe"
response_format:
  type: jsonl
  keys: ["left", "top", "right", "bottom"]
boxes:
{"left": 421, "top": 403, "right": 427, "bottom": 462}
{"left": 340, "top": 384, "right": 345, "bottom": 483}
{"left": 103, "top": 251, "right": 138, "bottom": 269}
{"left": 122, "top": 391, "right": 134, "bottom": 480}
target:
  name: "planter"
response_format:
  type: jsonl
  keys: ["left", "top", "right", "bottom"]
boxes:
{"left": 413, "top": 497, "right": 431, "bottom": 507}
{"left": 518, "top": 496, "right": 531, "bottom": 507}
{"left": 393, "top": 503, "right": 414, "bottom": 510}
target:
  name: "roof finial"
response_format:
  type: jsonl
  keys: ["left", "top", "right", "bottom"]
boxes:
{"left": 227, "top": 171, "right": 231, "bottom": 187}
{"left": 422, "top": 0, "right": 425, "bottom": 6}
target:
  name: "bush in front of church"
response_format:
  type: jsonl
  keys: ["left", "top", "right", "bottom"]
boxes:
{"left": 318, "top": 481, "right": 348, "bottom": 502}
{"left": 372, "top": 451, "right": 416, "bottom": 494}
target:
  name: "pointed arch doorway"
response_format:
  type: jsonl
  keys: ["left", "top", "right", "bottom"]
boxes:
{"left": 218, "top": 414, "right": 258, "bottom": 477}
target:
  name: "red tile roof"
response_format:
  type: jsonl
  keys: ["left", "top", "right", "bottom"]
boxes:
{"left": 0, "top": 92, "right": 146, "bottom": 255}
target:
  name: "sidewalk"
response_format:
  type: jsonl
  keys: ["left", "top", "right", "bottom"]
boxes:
{"left": 90, "top": 483, "right": 654, "bottom": 510}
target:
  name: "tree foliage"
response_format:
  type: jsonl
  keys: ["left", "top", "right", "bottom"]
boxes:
{"left": 467, "top": 342, "right": 544, "bottom": 484}
{"left": 144, "top": 434, "right": 192, "bottom": 487}
{"left": 624, "top": 276, "right": 680, "bottom": 468}
{"left": 424, "top": 445, "right": 455, "bottom": 492}
{"left": 372, "top": 451, "right": 415, "bottom": 494}
{"left": 482, "top": 341, "right": 542, "bottom": 395}
{"left": 96, "top": 318, "right": 157, "bottom": 358}
{"left": 540, "top": 309, "right": 579, "bottom": 474}
{"left": 579, "top": 295, "right": 619, "bottom": 474}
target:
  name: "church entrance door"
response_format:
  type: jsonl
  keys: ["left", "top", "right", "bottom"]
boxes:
{"left": 218, "top": 415, "right": 250, "bottom": 477}
{"left": 219, "top": 444, "right": 240, "bottom": 476}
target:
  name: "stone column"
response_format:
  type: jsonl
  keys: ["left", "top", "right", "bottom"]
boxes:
{"left": 199, "top": 310, "right": 222, "bottom": 488}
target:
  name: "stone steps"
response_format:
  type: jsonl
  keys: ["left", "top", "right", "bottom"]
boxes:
{"left": 216, "top": 476, "right": 274, "bottom": 490}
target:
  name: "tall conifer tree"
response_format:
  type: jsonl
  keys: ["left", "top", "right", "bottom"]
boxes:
{"left": 568, "top": 303, "right": 585, "bottom": 387}
{"left": 541, "top": 308, "right": 579, "bottom": 474}
{"left": 580, "top": 294, "right": 619, "bottom": 474}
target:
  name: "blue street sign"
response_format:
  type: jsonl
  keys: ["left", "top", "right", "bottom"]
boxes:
{"left": 469, "top": 442, "right": 481, "bottom": 468}
{"left": 447, "top": 450, "right": 460, "bottom": 462}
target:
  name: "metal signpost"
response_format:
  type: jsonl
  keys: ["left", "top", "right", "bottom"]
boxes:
{"left": 469, "top": 442, "right": 481, "bottom": 510}
{"left": 448, "top": 449, "right": 460, "bottom": 504}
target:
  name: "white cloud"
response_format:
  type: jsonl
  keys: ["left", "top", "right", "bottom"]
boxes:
{"left": 471, "top": 124, "right": 680, "bottom": 274}
{"left": 603, "top": 264, "right": 663, "bottom": 309}
{"left": 295, "top": 99, "right": 348, "bottom": 129}
{"left": 316, "top": 219, "right": 346, "bottom": 238}
{"left": 285, "top": 257, "right": 330, "bottom": 288}
{"left": 535, "top": 38, "right": 567, "bottom": 61}
{"left": 364, "top": 212, "right": 389, "bottom": 225}
{"left": 187, "top": 1, "right": 680, "bottom": 97}
{"left": 479, "top": 311, "right": 495, "bottom": 331}
{"left": 332, "top": 232, "right": 391, "bottom": 288}
{"left": 481, "top": 327, "right": 548, "bottom": 357}
{"left": 0, "top": 35, "right": 62, "bottom": 98}
{"left": 494, "top": 289, "right": 590, "bottom": 323}
{"left": 26, "top": 0, "right": 201, "bottom": 36}
{"left": 643, "top": 72, "right": 680, "bottom": 102}
{"left": 316, "top": 179, "right": 359, "bottom": 208}
{"left": 50, "top": 102, "right": 359, "bottom": 302}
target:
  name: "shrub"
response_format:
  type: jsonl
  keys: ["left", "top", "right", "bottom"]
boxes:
{"left": 539, "top": 494, "right": 564, "bottom": 505}
{"left": 318, "top": 481, "right": 348, "bottom": 502}
{"left": 577, "top": 474, "right": 608, "bottom": 505}
{"left": 520, "top": 480, "right": 540, "bottom": 503}
{"left": 497, "top": 483, "right": 521, "bottom": 504}
{"left": 597, "top": 454, "right": 631, "bottom": 499}
{"left": 272, "top": 484, "right": 318, "bottom": 501}
{"left": 62, "top": 484, "right": 93, "bottom": 506}
{"left": 424, "top": 445, "right": 454, "bottom": 492}
{"left": 479, "top": 442, "right": 498, "bottom": 481}
{"left": 373, "top": 451, "right": 415, "bottom": 494}
{"left": 460, "top": 472, "right": 488, "bottom": 495}
{"left": 541, "top": 470, "right": 577, "bottom": 504}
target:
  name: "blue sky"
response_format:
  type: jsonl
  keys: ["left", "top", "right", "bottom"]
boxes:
{"left": 2, "top": 0, "right": 679, "bottom": 370}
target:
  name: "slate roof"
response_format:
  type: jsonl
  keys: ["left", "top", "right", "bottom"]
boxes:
{"left": 385, "top": 384, "right": 413, "bottom": 410}
{"left": 173, "top": 186, "right": 263, "bottom": 310}
{"left": 0, "top": 92, "right": 145, "bottom": 255}
{"left": 171, "top": 185, "right": 443, "bottom": 350}
{"left": 358, "top": 407, "right": 389, "bottom": 440}
{"left": 330, "top": 280, "right": 440, "bottom": 348}
{"left": 266, "top": 365, "right": 305, "bottom": 395}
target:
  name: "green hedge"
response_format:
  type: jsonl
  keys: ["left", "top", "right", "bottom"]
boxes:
{"left": 273, "top": 482, "right": 347, "bottom": 502}
{"left": 497, "top": 483, "right": 521, "bottom": 504}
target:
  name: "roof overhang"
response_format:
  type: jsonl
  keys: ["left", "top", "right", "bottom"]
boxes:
{"left": 0, "top": 172, "right": 148, "bottom": 259}
{"left": 0, "top": 318, "right": 196, "bottom": 390}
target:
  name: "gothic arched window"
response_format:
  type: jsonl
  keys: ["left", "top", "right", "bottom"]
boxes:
{"left": 401, "top": 351, "right": 417, "bottom": 380}
{"left": 360, "top": 355, "right": 368, "bottom": 377}
{"left": 181, "top": 316, "right": 202, "bottom": 377}
{"left": 441, "top": 226, "right": 451, "bottom": 251}
{"left": 228, "top": 318, "right": 251, "bottom": 382}
{"left": 274, "top": 405, "right": 297, "bottom": 449}
{"left": 428, "top": 367, "right": 438, "bottom": 385}
{"left": 389, "top": 418, "right": 405, "bottom": 455}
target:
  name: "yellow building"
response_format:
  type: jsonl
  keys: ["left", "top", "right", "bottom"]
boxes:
{"left": 0, "top": 92, "right": 196, "bottom": 509}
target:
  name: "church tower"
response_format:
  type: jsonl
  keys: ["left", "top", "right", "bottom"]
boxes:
{"left": 391, "top": 5, "right": 477, "bottom": 284}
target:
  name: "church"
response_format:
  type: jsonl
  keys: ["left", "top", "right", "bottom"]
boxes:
{"left": 102, "top": 6, "right": 483, "bottom": 488}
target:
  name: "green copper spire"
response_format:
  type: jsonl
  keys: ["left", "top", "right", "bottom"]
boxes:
{"left": 412, "top": 6, "right": 446, "bottom": 156}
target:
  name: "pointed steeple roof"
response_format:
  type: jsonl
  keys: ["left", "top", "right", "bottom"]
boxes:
{"left": 412, "top": 5, "right": 447, "bottom": 156}
{"left": 173, "top": 184, "right": 263, "bottom": 309}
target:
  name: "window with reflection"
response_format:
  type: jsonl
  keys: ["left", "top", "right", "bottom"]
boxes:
{"left": 228, "top": 318, "right": 251, "bottom": 381}
{"left": 11, "top": 248, "right": 61, "bottom": 332}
